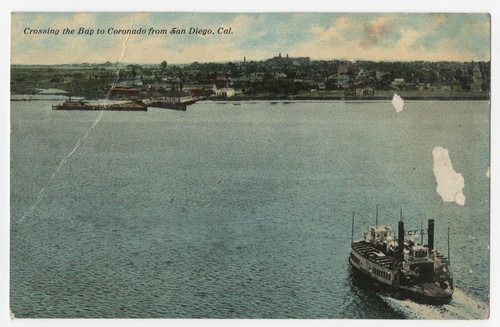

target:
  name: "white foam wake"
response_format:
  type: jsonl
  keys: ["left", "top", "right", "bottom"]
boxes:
{"left": 380, "top": 288, "right": 489, "bottom": 320}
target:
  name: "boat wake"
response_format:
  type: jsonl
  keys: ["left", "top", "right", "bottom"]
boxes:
{"left": 380, "top": 288, "right": 489, "bottom": 319}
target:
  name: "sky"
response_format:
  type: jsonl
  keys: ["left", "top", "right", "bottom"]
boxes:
{"left": 11, "top": 12, "right": 490, "bottom": 65}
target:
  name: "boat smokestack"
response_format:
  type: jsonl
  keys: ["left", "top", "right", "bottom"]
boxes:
{"left": 428, "top": 219, "right": 434, "bottom": 251}
{"left": 397, "top": 220, "right": 405, "bottom": 265}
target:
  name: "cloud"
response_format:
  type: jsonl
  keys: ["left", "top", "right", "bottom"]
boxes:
{"left": 310, "top": 17, "right": 351, "bottom": 42}
{"left": 232, "top": 15, "right": 253, "bottom": 32}
{"left": 431, "top": 14, "right": 450, "bottom": 26}
{"left": 360, "top": 16, "right": 392, "bottom": 48}
{"left": 395, "top": 29, "right": 425, "bottom": 49}
{"left": 291, "top": 13, "right": 490, "bottom": 62}
{"left": 52, "top": 13, "right": 96, "bottom": 29}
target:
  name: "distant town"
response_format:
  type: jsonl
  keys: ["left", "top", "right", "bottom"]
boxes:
{"left": 11, "top": 54, "right": 490, "bottom": 102}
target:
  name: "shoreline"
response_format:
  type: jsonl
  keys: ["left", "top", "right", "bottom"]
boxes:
{"left": 10, "top": 92, "right": 490, "bottom": 103}
{"left": 11, "top": 96, "right": 490, "bottom": 103}
{"left": 217, "top": 94, "right": 490, "bottom": 102}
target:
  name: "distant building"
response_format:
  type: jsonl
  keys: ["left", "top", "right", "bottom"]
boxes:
{"left": 161, "top": 90, "right": 194, "bottom": 103}
{"left": 439, "top": 84, "right": 452, "bottom": 91}
{"left": 213, "top": 85, "right": 235, "bottom": 98}
{"left": 184, "top": 84, "right": 213, "bottom": 97}
{"left": 337, "top": 65, "right": 348, "bottom": 74}
{"left": 472, "top": 65, "right": 483, "bottom": 91}
{"left": 344, "top": 88, "right": 374, "bottom": 96}
{"left": 375, "top": 71, "right": 383, "bottom": 80}
{"left": 214, "top": 76, "right": 229, "bottom": 89}
{"left": 392, "top": 78, "right": 405, "bottom": 86}
{"left": 335, "top": 74, "right": 350, "bottom": 88}
{"left": 132, "top": 79, "right": 143, "bottom": 86}
{"left": 108, "top": 87, "right": 141, "bottom": 99}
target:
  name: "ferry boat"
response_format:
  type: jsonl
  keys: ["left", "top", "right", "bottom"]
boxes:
{"left": 349, "top": 209, "right": 453, "bottom": 302}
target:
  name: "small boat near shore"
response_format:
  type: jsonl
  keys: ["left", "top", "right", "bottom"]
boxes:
{"left": 349, "top": 208, "right": 453, "bottom": 302}
{"left": 52, "top": 100, "right": 147, "bottom": 111}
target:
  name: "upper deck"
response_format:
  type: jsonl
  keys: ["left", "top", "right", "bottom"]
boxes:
{"left": 351, "top": 240, "right": 395, "bottom": 269}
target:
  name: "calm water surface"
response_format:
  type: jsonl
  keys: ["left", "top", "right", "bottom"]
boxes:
{"left": 10, "top": 100, "right": 490, "bottom": 318}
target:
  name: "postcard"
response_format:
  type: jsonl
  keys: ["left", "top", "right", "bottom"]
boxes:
{"left": 9, "top": 12, "right": 490, "bottom": 319}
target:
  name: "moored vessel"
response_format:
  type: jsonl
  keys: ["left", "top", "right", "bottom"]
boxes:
{"left": 145, "top": 100, "right": 188, "bottom": 111}
{"left": 349, "top": 208, "right": 453, "bottom": 302}
{"left": 52, "top": 100, "right": 147, "bottom": 111}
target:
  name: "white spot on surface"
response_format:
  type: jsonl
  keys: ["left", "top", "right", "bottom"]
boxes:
{"left": 391, "top": 93, "right": 404, "bottom": 113}
{"left": 432, "top": 146, "right": 465, "bottom": 206}
{"left": 486, "top": 166, "right": 490, "bottom": 178}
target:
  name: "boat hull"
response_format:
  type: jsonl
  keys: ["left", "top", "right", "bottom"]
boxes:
{"left": 147, "top": 101, "right": 187, "bottom": 111}
{"left": 52, "top": 102, "right": 147, "bottom": 111}
{"left": 349, "top": 253, "right": 453, "bottom": 303}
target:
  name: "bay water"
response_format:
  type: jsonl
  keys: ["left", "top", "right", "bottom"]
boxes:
{"left": 10, "top": 100, "right": 490, "bottom": 318}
